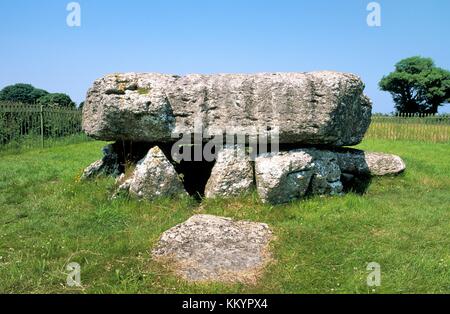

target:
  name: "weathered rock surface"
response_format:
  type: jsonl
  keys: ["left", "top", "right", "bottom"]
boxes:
{"left": 255, "top": 148, "right": 343, "bottom": 204}
{"left": 79, "top": 70, "right": 409, "bottom": 204}
{"left": 335, "top": 149, "right": 406, "bottom": 176}
{"left": 308, "top": 150, "right": 343, "bottom": 196}
{"left": 255, "top": 148, "right": 344, "bottom": 204}
{"left": 152, "top": 214, "right": 272, "bottom": 283}
{"left": 204, "top": 145, "right": 254, "bottom": 198}
{"left": 81, "top": 160, "right": 104, "bottom": 180}
{"left": 81, "top": 144, "right": 120, "bottom": 180}
{"left": 128, "top": 146, "right": 187, "bottom": 199}
{"left": 255, "top": 148, "right": 406, "bottom": 204}
{"left": 255, "top": 150, "right": 315, "bottom": 204}
{"left": 83, "top": 72, "right": 372, "bottom": 146}
{"left": 80, "top": 141, "right": 405, "bottom": 203}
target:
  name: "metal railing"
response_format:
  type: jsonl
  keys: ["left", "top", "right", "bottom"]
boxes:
{"left": 0, "top": 102, "right": 87, "bottom": 150}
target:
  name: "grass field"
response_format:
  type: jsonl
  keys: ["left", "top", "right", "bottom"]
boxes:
{"left": 366, "top": 121, "right": 450, "bottom": 143}
{"left": 0, "top": 138, "right": 449, "bottom": 293}
{"left": 0, "top": 134, "right": 90, "bottom": 155}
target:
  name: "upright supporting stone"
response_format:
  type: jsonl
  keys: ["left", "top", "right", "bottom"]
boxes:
{"left": 81, "top": 144, "right": 120, "bottom": 180}
{"left": 255, "top": 150, "right": 315, "bottom": 204}
{"left": 204, "top": 145, "right": 254, "bottom": 198}
{"left": 128, "top": 146, "right": 187, "bottom": 200}
{"left": 307, "top": 149, "right": 343, "bottom": 196}
{"left": 255, "top": 149, "right": 344, "bottom": 204}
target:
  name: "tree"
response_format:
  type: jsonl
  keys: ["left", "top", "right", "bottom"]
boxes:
{"left": 78, "top": 101, "right": 85, "bottom": 110}
{"left": 0, "top": 83, "right": 49, "bottom": 104}
{"left": 37, "top": 93, "right": 76, "bottom": 108}
{"left": 379, "top": 56, "right": 450, "bottom": 114}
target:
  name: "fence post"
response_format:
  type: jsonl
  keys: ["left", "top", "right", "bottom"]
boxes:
{"left": 40, "top": 105, "right": 44, "bottom": 148}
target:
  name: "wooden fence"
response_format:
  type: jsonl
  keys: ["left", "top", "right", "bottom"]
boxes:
{"left": 366, "top": 113, "right": 450, "bottom": 143}
{"left": 0, "top": 102, "right": 86, "bottom": 150}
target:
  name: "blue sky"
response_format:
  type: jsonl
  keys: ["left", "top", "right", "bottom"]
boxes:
{"left": 0, "top": 0, "right": 449, "bottom": 113}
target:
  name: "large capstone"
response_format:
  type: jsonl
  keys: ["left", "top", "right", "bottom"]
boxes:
{"left": 152, "top": 214, "right": 273, "bottom": 283}
{"left": 83, "top": 72, "right": 372, "bottom": 146}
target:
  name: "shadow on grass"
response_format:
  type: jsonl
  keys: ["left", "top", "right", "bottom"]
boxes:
{"left": 341, "top": 175, "right": 372, "bottom": 195}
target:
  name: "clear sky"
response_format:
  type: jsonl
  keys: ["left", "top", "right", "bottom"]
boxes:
{"left": 1, "top": 0, "right": 449, "bottom": 113}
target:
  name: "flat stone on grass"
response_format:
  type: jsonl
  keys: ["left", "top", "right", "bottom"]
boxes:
{"left": 152, "top": 214, "right": 273, "bottom": 284}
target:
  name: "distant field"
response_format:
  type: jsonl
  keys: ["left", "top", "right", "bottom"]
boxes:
{"left": 0, "top": 138, "right": 449, "bottom": 293}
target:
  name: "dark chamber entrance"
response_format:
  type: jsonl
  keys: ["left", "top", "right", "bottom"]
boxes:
{"left": 113, "top": 141, "right": 216, "bottom": 199}
{"left": 174, "top": 159, "right": 215, "bottom": 198}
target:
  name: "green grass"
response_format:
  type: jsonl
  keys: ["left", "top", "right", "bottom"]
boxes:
{"left": 0, "top": 133, "right": 90, "bottom": 156}
{"left": 0, "top": 139, "right": 449, "bottom": 293}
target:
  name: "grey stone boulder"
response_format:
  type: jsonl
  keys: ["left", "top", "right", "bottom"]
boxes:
{"left": 152, "top": 214, "right": 273, "bottom": 284}
{"left": 81, "top": 144, "right": 120, "bottom": 180}
{"left": 128, "top": 146, "right": 187, "bottom": 200}
{"left": 308, "top": 149, "right": 343, "bottom": 196}
{"left": 255, "top": 150, "right": 315, "bottom": 204}
{"left": 83, "top": 72, "right": 372, "bottom": 146}
{"left": 204, "top": 145, "right": 254, "bottom": 198}
{"left": 255, "top": 148, "right": 344, "bottom": 204}
{"left": 255, "top": 147, "right": 406, "bottom": 204}
{"left": 335, "top": 149, "right": 406, "bottom": 176}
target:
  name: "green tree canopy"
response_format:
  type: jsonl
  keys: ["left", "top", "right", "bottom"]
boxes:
{"left": 379, "top": 56, "right": 450, "bottom": 114}
{"left": 0, "top": 83, "right": 49, "bottom": 104}
{"left": 37, "top": 93, "right": 76, "bottom": 108}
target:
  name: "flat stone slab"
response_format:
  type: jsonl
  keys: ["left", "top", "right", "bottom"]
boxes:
{"left": 335, "top": 149, "right": 406, "bottom": 176}
{"left": 152, "top": 214, "right": 273, "bottom": 284}
{"left": 83, "top": 71, "right": 372, "bottom": 146}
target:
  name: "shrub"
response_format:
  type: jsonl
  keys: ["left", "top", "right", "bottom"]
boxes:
{"left": 37, "top": 93, "right": 76, "bottom": 108}
{"left": 0, "top": 83, "right": 48, "bottom": 104}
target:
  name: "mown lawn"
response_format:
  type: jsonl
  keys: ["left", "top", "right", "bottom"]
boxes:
{"left": 0, "top": 139, "right": 449, "bottom": 293}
